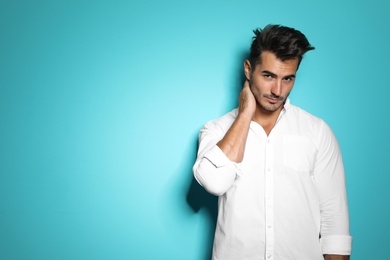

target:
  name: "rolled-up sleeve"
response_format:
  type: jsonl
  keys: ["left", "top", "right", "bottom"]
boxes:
{"left": 193, "top": 120, "right": 240, "bottom": 196}
{"left": 320, "top": 235, "right": 353, "bottom": 255}
{"left": 314, "top": 120, "right": 352, "bottom": 255}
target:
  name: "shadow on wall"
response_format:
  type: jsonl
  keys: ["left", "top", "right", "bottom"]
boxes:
{"left": 161, "top": 133, "right": 217, "bottom": 260}
{"left": 186, "top": 180, "right": 218, "bottom": 260}
{"left": 185, "top": 48, "right": 249, "bottom": 260}
{"left": 186, "top": 143, "right": 218, "bottom": 260}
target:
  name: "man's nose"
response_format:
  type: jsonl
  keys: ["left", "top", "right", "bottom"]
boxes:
{"left": 271, "top": 81, "right": 282, "bottom": 97}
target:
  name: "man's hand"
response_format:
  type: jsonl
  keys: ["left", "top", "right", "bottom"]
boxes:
{"left": 238, "top": 80, "right": 256, "bottom": 120}
{"left": 324, "top": 255, "right": 350, "bottom": 260}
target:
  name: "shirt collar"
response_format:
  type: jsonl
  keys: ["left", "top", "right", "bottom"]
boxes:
{"left": 276, "top": 98, "right": 291, "bottom": 122}
{"left": 283, "top": 98, "right": 291, "bottom": 110}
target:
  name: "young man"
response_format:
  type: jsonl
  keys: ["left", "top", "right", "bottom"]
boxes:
{"left": 193, "top": 25, "right": 352, "bottom": 260}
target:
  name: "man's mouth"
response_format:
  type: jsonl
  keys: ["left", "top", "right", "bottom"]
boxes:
{"left": 264, "top": 95, "right": 283, "bottom": 104}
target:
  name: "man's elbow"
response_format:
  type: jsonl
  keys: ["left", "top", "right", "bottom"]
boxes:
{"left": 193, "top": 160, "right": 235, "bottom": 196}
{"left": 193, "top": 169, "right": 228, "bottom": 196}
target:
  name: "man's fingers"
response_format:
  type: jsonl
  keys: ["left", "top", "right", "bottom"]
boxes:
{"left": 243, "top": 79, "right": 250, "bottom": 89}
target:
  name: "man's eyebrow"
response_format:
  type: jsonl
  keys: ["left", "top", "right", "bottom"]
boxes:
{"left": 284, "top": 74, "right": 296, "bottom": 79}
{"left": 261, "top": 70, "right": 296, "bottom": 79}
{"left": 261, "top": 70, "right": 277, "bottom": 76}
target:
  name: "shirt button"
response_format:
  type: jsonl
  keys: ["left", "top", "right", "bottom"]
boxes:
{"left": 267, "top": 255, "right": 272, "bottom": 259}
{"left": 267, "top": 225, "right": 272, "bottom": 228}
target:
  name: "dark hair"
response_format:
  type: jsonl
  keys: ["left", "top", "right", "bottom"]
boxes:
{"left": 249, "top": 24, "right": 315, "bottom": 69}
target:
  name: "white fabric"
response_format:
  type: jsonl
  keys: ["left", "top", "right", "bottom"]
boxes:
{"left": 193, "top": 99, "right": 352, "bottom": 260}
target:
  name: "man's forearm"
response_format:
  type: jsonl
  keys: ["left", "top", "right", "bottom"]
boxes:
{"left": 324, "top": 255, "right": 350, "bottom": 260}
{"left": 217, "top": 112, "right": 252, "bottom": 163}
{"left": 216, "top": 80, "right": 255, "bottom": 163}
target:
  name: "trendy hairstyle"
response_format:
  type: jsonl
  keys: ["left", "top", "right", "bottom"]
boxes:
{"left": 249, "top": 24, "right": 315, "bottom": 69}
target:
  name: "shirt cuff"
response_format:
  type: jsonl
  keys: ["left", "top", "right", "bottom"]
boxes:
{"left": 320, "top": 235, "right": 352, "bottom": 255}
{"left": 204, "top": 145, "right": 242, "bottom": 174}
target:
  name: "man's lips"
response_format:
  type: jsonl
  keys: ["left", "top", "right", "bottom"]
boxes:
{"left": 264, "top": 95, "right": 282, "bottom": 104}
{"left": 267, "top": 98, "right": 279, "bottom": 103}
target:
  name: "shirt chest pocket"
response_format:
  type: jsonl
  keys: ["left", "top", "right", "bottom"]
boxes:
{"left": 282, "top": 135, "right": 316, "bottom": 172}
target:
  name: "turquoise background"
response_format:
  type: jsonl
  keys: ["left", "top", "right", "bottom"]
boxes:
{"left": 1, "top": 0, "right": 389, "bottom": 259}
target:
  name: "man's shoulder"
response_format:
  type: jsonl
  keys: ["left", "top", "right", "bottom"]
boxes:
{"left": 287, "top": 103, "right": 324, "bottom": 125}
{"left": 286, "top": 103, "right": 338, "bottom": 141}
{"left": 203, "top": 108, "right": 238, "bottom": 132}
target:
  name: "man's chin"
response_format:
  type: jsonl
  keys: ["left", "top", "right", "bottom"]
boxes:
{"left": 259, "top": 102, "right": 282, "bottom": 113}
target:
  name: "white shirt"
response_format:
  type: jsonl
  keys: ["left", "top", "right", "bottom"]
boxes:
{"left": 193, "top": 99, "right": 352, "bottom": 260}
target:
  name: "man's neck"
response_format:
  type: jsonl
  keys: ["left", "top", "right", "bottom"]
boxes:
{"left": 252, "top": 106, "right": 283, "bottom": 136}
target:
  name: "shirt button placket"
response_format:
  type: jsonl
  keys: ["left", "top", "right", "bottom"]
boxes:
{"left": 265, "top": 138, "right": 274, "bottom": 259}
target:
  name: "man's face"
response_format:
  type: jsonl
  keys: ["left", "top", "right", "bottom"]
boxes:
{"left": 244, "top": 51, "right": 299, "bottom": 114}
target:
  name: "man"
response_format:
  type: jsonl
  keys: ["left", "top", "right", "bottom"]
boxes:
{"left": 193, "top": 25, "right": 352, "bottom": 260}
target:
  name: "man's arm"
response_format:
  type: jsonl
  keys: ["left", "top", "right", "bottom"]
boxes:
{"left": 314, "top": 121, "right": 352, "bottom": 256}
{"left": 216, "top": 80, "right": 255, "bottom": 162}
{"left": 193, "top": 81, "right": 256, "bottom": 195}
{"left": 324, "top": 255, "right": 350, "bottom": 260}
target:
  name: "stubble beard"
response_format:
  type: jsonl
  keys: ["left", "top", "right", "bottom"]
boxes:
{"left": 249, "top": 78, "right": 290, "bottom": 113}
{"left": 257, "top": 92, "right": 291, "bottom": 113}
{"left": 262, "top": 94, "right": 283, "bottom": 111}
{"left": 258, "top": 100, "right": 280, "bottom": 112}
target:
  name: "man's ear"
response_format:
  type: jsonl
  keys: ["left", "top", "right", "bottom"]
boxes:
{"left": 244, "top": 60, "right": 251, "bottom": 81}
